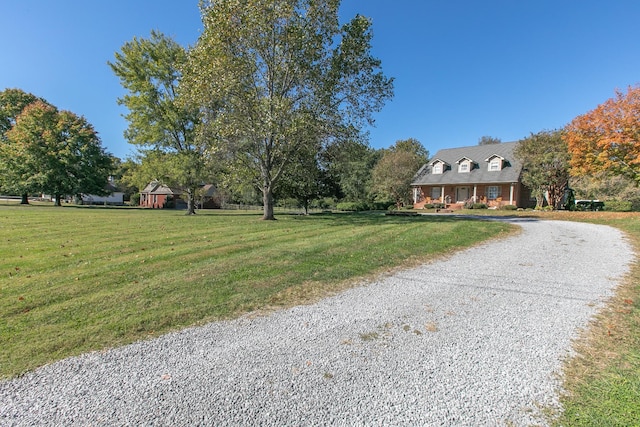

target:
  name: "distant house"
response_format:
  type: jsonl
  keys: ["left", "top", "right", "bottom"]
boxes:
{"left": 198, "top": 184, "right": 222, "bottom": 209}
{"left": 139, "top": 181, "right": 184, "bottom": 209}
{"left": 80, "top": 181, "right": 124, "bottom": 205}
{"left": 411, "top": 142, "right": 535, "bottom": 209}
{"left": 140, "top": 181, "right": 221, "bottom": 209}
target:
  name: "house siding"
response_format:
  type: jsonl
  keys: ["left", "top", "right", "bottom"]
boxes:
{"left": 140, "top": 192, "right": 171, "bottom": 209}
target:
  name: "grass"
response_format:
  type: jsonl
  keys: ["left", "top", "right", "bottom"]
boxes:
{"left": 0, "top": 205, "right": 513, "bottom": 379}
{"left": 3, "top": 205, "right": 638, "bottom": 423}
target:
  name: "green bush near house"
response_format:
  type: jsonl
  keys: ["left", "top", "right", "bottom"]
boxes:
{"left": 604, "top": 200, "right": 632, "bottom": 212}
{"left": 471, "top": 203, "right": 488, "bottom": 209}
{"left": 500, "top": 204, "right": 518, "bottom": 211}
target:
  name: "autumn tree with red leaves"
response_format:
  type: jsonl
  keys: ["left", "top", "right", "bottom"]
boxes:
{"left": 564, "top": 86, "right": 640, "bottom": 184}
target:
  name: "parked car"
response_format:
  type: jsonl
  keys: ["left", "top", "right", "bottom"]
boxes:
{"left": 575, "top": 200, "right": 605, "bottom": 211}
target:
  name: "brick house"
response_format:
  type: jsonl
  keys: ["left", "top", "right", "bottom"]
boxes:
{"left": 140, "top": 181, "right": 221, "bottom": 209}
{"left": 139, "top": 181, "right": 184, "bottom": 209}
{"left": 411, "top": 142, "right": 535, "bottom": 209}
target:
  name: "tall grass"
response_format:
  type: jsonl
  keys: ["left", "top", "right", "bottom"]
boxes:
{"left": 0, "top": 206, "right": 512, "bottom": 378}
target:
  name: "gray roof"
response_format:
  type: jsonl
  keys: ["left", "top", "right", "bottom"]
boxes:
{"left": 411, "top": 142, "right": 523, "bottom": 186}
{"left": 140, "top": 181, "right": 182, "bottom": 195}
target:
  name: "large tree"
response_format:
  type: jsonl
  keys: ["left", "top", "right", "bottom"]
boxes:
{"left": 371, "top": 138, "right": 427, "bottom": 209}
{"left": 3, "top": 101, "right": 113, "bottom": 205}
{"left": 514, "top": 130, "right": 571, "bottom": 209}
{"left": 0, "top": 88, "right": 48, "bottom": 203}
{"left": 110, "top": 31, "right": 205, "bottom": 214}
{"left": 184, "top": 0, "right": 393, "bottom": 219}
{"left": 564, "top": 86, "right": 640, "bottom": 184}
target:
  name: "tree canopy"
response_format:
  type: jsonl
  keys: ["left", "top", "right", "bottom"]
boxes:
{"left": 183, "top": 0, "right": 393, "bottom": 219}
{"left": 2, "top": 100, "right": 113, "bottom": 205}
{"left": 514, "top": 130, "right": 570, "bottom": 209}
{"left": 109, "top": 31, "right": 206, "bottom": 214}
{"left": 320, "top": 138, "right": 380, "bottom": 203}
{"left": 371, "top": 138, "right": 427, "bottom": 208}
{"left": 0, "top": 88, "right": 50, "bottom": 202}
{"left": 478, "top": 135, "right": 501, "bottom": 145}
{"left": 564, "top": 86, "right": 640, "bottom": 184}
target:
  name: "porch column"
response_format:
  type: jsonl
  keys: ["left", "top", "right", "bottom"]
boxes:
{"left": 509, "top": 183, "right": 515, "bottom": 205}
{"left": 473, "top": 185, "right": 477, "bottom": 202}
{"left": 441, "top": 186, "right": 445, "bottom": 203}
{"left": 413, "top": 187, "right": 418, "bottom": 204}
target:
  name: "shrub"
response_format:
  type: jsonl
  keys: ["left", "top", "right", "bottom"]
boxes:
{"left": 471, "top": 203, "right": 488, "bottom": 209}
{"left": 423, "top": 203, "right": 434, "bottom": 209}
{"left": 604, "top": 200, "right": 632, "bottom": 212}
{"left": 369, "top": 201, "right": 393, "bottom": 211}
{"left": 432, "top": 203, "right": 445, "bottom": 209}
{"left": 336, "top": 201, "right": 367, "bottom": 212}
{"left": 500, "top": 204, "right": 518, "bottom": 211}
{"left": 310, "top": 198, "right": 335, "bottom": 210}
{"left": 129, "top": 193, "right": 141, "bottom": 206}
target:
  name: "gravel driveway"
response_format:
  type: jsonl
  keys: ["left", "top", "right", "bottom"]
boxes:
{"left": 0, "top": 218, "right": 634, "bottom": 426}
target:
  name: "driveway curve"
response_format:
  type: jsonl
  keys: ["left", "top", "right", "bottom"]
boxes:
{"left": 0, "top": 218, "right": 634, "bottom": 426}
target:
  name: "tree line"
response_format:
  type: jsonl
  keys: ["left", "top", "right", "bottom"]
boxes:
{"left": 514, "top": 85, "right": 640, "bottom": 211}
{"left": 2, "top": 0, "right": 638, "bottom": 213}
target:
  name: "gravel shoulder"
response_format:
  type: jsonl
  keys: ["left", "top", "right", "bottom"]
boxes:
{"left": 0, "top": 218, "right": 634, "bottom": 426}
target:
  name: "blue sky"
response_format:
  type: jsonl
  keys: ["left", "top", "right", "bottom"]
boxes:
{"left": 2, "top": 1, "right": 640, "bottom": 160}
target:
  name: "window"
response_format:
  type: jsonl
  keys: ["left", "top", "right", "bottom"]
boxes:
{"left": 431, "top": 187, "right": 441, "bottom": 200}
{"left": 487, "top": 186, "right": 501, "bottom": 200}
{"left": 489, "top": 158, "right": 501, "bottom": 171}
{"left": 459, "top": 162, "right": 469, "bottom": 173}
{"left": 432, "top": 162, "right": 442, "bottom": 174}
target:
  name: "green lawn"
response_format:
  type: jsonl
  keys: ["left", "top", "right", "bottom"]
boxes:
{"left": 4, "top": 206, "right": 637, "bottom": 424}
{"left": 0, "top": 205, "right": 513, "bottom": 379}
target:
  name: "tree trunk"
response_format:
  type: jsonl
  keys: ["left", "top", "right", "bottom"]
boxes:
{"left": 262, "top": 185, "right": 276, "bottom": 220}
{"left": 54, "top": 194, "right": 62, "bottom": 206}
{"left": 20, "top": 193, "right": 29, "bottom": 204}
{"left": 185, "top": 189, "right": 196, "bottom": 215}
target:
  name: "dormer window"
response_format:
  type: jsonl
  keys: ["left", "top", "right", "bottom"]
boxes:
{"left": 430, "top": 159, "right": 449, "bottom": 174}
{"left": 456, "top": 157, "right": 473, "bottom": 173}
{"left": 485, "top": 155, "right": 504, "bottom": 172}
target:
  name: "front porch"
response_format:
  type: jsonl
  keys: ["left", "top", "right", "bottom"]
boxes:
{"left": 413, "top": 183, "right": 518, "bottom": 210}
